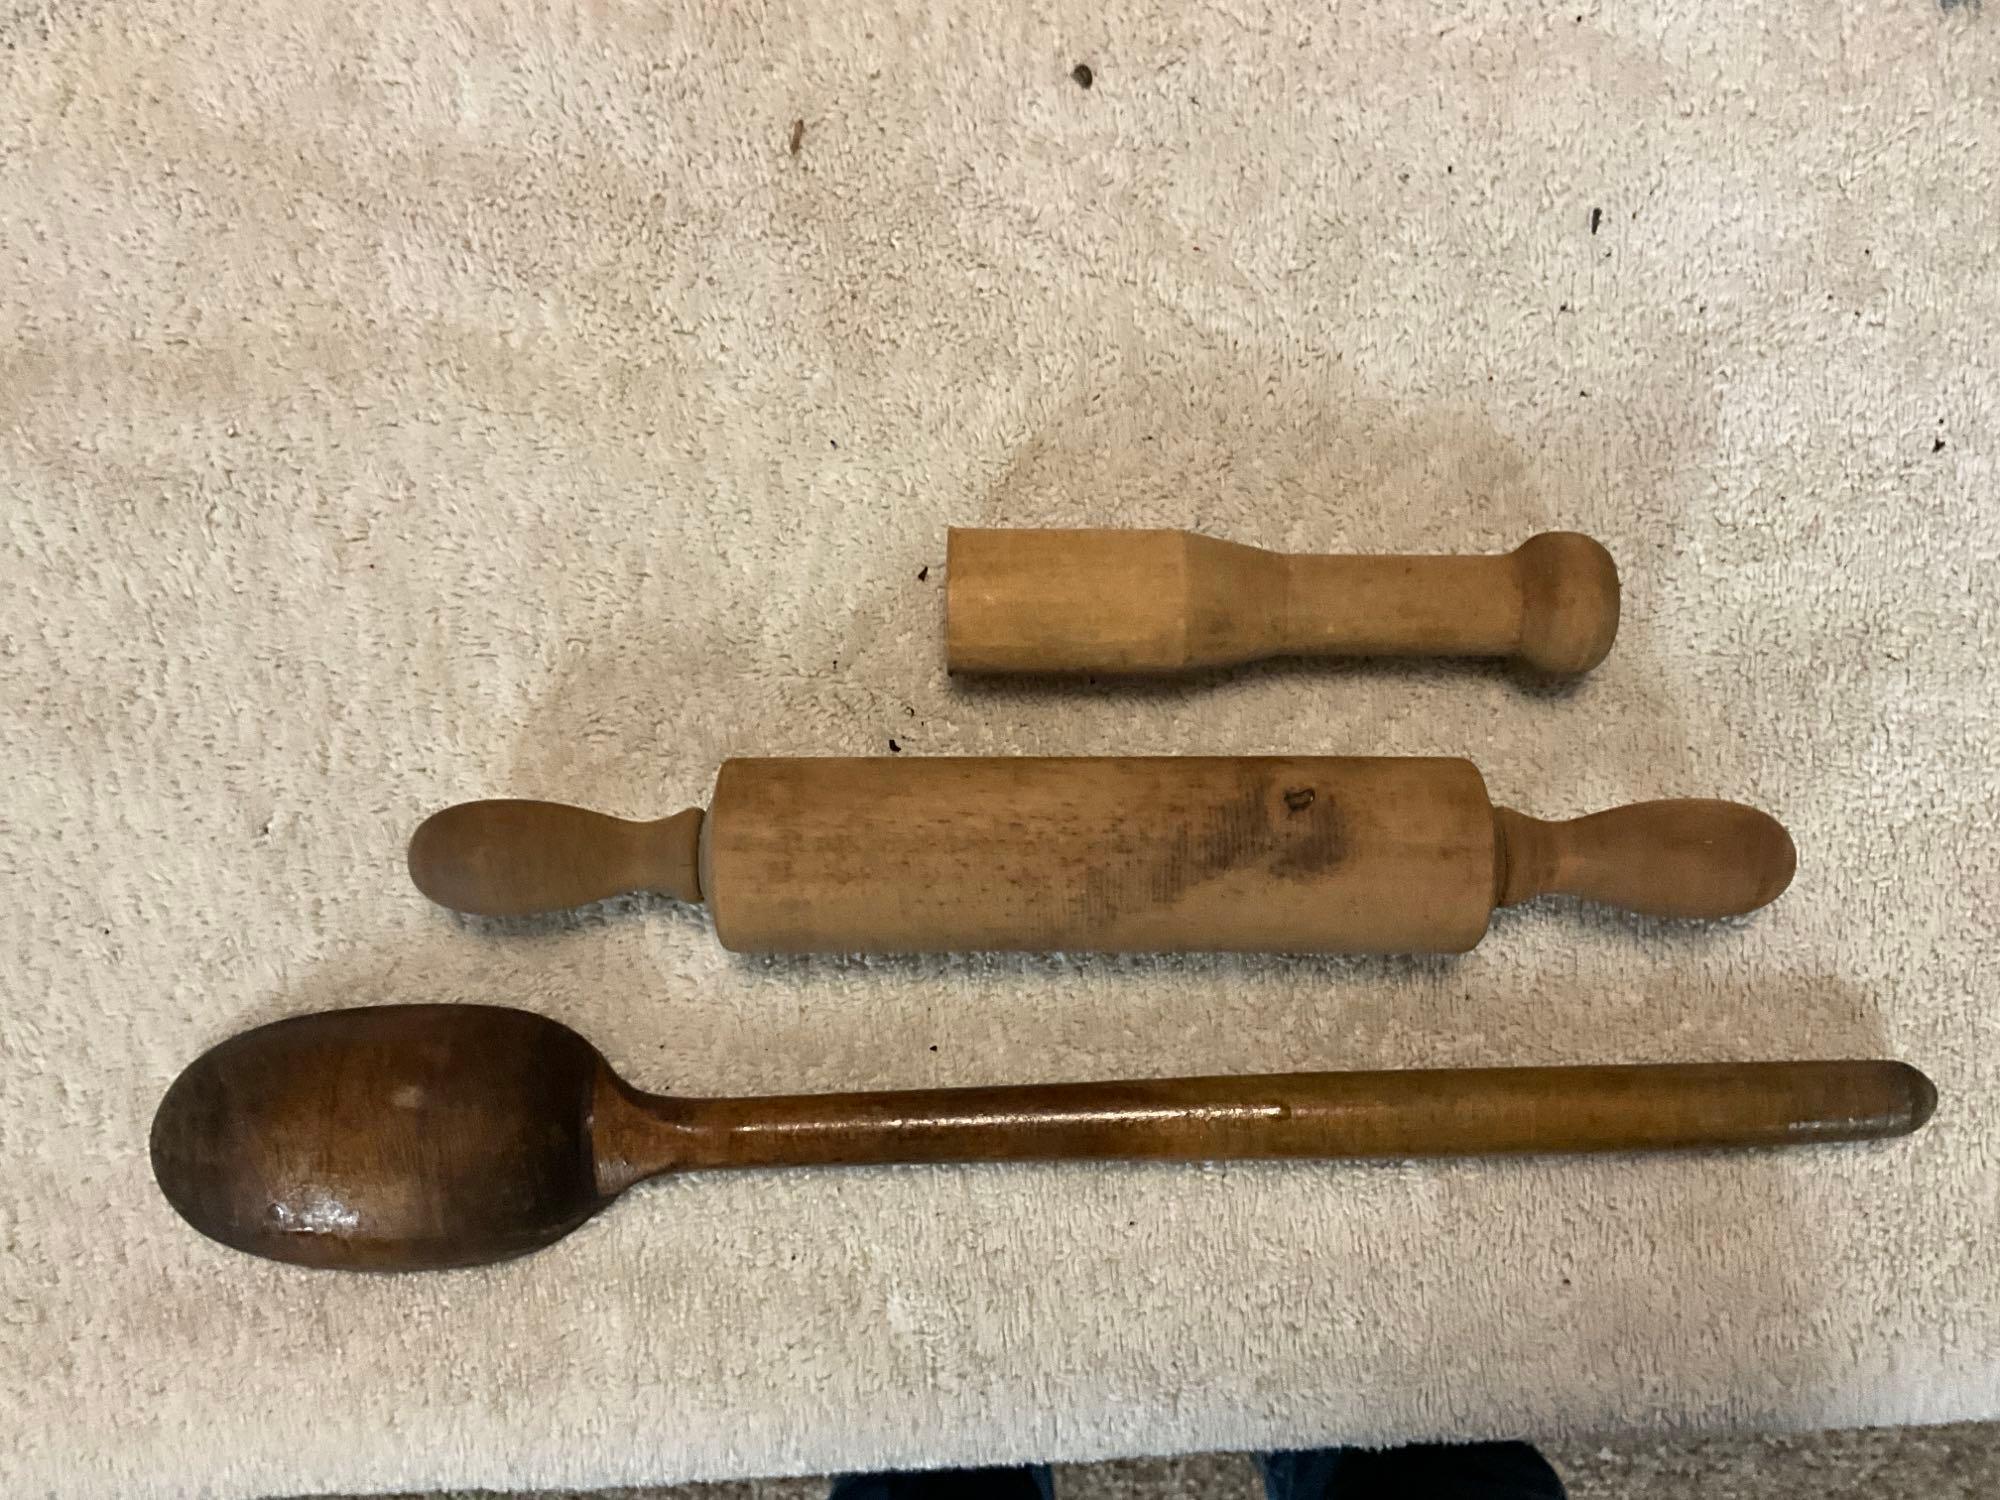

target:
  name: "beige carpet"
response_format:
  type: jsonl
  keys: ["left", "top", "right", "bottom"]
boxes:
{"left": 3, "top": 0, "right": 1997, "bottom": 1496}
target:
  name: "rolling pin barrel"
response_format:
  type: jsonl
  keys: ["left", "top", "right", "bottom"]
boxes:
{"left": 945, "top": 528, "right": 1620, "bottom": 676}
{"left": 702, "top": 756, "right": 1499, "bottom": 954}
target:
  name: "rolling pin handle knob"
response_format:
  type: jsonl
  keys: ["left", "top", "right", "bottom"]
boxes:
{"left": 1492, "top": 799, "right": 1796, "bottom": 919}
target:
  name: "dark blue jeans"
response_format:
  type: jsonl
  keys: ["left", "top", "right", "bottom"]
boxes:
{"left": 829, "top": 1441, "right": 1565, "bottom": 1498}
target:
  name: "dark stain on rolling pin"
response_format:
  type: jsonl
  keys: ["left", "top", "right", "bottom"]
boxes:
{"left": 1133, "top": 787, "right": 1264, "bottom": 918}
{"left": 1078, "top": 779, "right": 1346, "bottom": 927}
{"left": 1267, "top": 792, "right": 1347, "bottom": 880}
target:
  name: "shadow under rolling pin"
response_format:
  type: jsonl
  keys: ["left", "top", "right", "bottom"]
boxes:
{"left": 407, "top": 756, "right": 1797, "bottom": 951}
{"left": 943, "top": 529, "right": 1620, "bottom": 677}
{"left": 151, "top": 1004, "right": 1936, "bottom": 1271}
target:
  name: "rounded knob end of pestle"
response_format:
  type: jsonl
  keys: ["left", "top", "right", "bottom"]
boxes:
{"left": 1512, "top": 531, "right": 1620, "bottom": 676}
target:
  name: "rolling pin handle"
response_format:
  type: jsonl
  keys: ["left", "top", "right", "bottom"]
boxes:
{"left": 1492, "top": 800, "right": 1796, "bottom": 919}
{"left": 408, "top": 800, "right": 704, "bottom": 916}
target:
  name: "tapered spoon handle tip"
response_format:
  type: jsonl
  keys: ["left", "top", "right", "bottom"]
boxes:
{"left": 1889, "top": 1061, "right": 1939, "bottom": 1132}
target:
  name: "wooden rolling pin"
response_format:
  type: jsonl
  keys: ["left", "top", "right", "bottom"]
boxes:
{"left": 944, "top": 529, "right": 1619, "bottom": 675}
{"left": 151, "top": 1004, "right": 1936, "bottom": 1271}
{"left": 407, "top": 757, "right": 1797, "bottom": 951}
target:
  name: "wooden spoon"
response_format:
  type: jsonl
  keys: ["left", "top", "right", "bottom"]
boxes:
{"left": 151, "top": 1005, "right": 1935, "bottom": 1273}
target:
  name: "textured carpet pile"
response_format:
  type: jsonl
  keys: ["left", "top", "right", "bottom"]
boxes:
{"left": 2, "top": 1, "right": 1996, "bottom": 1496}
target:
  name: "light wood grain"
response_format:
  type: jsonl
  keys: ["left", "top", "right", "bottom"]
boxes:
{"left": 703, "top": 755, "right": 1495, "bottom": 952}
{"left": 405, "top": 800, "right": 701, "bottom": 916}
{"left": 1493, "top": 801, "right": 1799, "bottom": 919}
{"left": 945, "top": 528, "right": 1619, "bottom": 676}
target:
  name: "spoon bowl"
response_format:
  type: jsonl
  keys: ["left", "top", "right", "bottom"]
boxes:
{"left": 151, "top": 1004, "right": 611, "bottom": 1270}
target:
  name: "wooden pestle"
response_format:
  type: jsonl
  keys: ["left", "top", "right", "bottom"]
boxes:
{"left": 151, "top": 1004, "right": 1937, "bottom": 1272}
{"left": 407, "top": 757, "right": 1796, "bottom": 951}
{"left": 944, "top": 529, "right": 1620, "bottom": 676}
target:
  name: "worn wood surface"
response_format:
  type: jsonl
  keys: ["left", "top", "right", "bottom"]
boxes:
{"left": 151, "top": 1005, "right": 1937, "bottom": 1272}
{"left": 703, "top": 756, "right": 1496, "bottom": 952}
{"left": 408, "top": 758, "right": 1795, "bottom": 949}
{"left": 944, "top": 528, "right": 1620, "bottom": 676}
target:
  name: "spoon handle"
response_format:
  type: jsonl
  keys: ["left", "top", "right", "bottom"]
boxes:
{"left": 645, "top": 1060, "right": 1933, "bottom": 1173}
